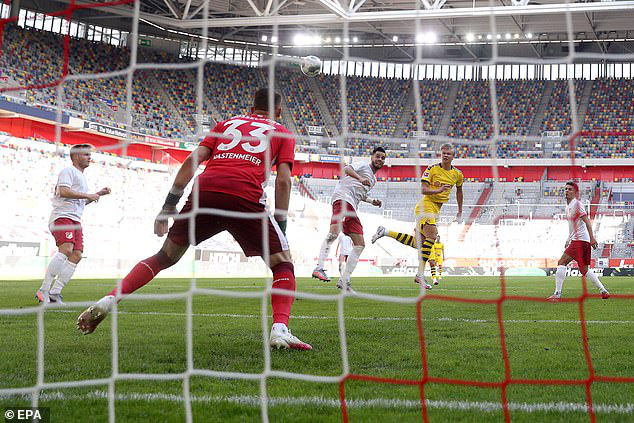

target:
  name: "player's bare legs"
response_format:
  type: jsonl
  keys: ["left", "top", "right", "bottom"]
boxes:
{"left": 37, "top": 242, "right": 78, "bottom": 304}
{"left": 414, "top": 223, "right": 436, "bottom": 289}
{"left": 549, "top": 252, "right": 608, "bottom": 301}
{"left": 336, "top": 232, "right": 364, "bottom": 292}
{"left": 314, "top": 222, "right": 341, "bottom": 282}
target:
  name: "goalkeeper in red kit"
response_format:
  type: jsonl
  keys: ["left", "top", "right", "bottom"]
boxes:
{"left": 77, "top": 88, "right": 311, "bottom": 350}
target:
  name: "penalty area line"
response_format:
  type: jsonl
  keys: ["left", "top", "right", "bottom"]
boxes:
{"left": 0, "top": 391, "right": 632, "bottom": 414}
{"left": 48, "top": 310, "right": 634, "bottom": 325}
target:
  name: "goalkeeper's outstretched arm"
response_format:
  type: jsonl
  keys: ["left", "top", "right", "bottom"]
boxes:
{"left": 274, "top": 162, "right": 292, "bottom": 234}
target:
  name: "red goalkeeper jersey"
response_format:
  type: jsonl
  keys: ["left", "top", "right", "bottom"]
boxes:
{"left": 198, "top": 114, "right": 295, "bottom": 204}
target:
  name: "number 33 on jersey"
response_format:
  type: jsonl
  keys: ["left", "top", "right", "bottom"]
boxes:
{"left": 197, "top": 114, "right": 296, "bottom": 205}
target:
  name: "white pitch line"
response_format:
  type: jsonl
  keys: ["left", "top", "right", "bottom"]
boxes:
{"left": 47, "top": 310, "right": 634, "bottom": 325}
{"left": 0, "top": 391, "right": 632, "bottom": 415}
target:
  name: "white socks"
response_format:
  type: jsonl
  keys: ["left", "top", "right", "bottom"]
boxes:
{"left": 342, "top": 245, "right": 364, "bottom": 279}
{"left": 555, "top": 265, "right": 607, "bottom": 296}
{"left": 317, "top": 233, "right": 337, "bottom": 269}
{"left": 586, "top": 271, "right": 607, "bottom": 292}
{"left": 272, "top": 323, "right": 288, "bottom": 333}
{"left": 50, "top": 260, "right": 77, "bottom": 295}
{"left": 554, "top": 265, "right": 566, "bottom": 296}
{"left": 40, "top": 252, "right": 68, "bottom": 292}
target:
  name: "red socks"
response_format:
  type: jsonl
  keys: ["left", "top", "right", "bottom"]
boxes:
{"left": 109, "top": 254, "right": 295, "bottom": 326}
{"left": 271, "top": 262, "right": 296, "bottom": 326}
{"left": 109, "top": 251, "right": 174, "bottom": 297}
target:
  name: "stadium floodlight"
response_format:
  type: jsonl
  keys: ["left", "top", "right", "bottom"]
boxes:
{"left": 526, "top": 32, "right": 533, "bottom": 38}
{"left": 293, "top": 34, "right": 305, "bottom": 46}
{"left": 325, "top": 36, "right": 332, "bottom": 43}
{"left": 344, "top": 37, "right": 350, "bottom": 42}
{"left": 486, "top": 34, "right": 492, "bottom": 40}
{"left": 352, "top": 36, "right": 358, "bottom": 43}
{"left": 497, "top": 34, "right": 502, "bottom": 39}
{"left": 478, "top": 34, "right": 483, "bottom": 40}
{"left": 416, "top": 32, "right": 437, "bottom": 44}
{"left": 465, "top": 33, "right": 475, "bottom": 42}
{"left": 392, "top": 35, "right": 398, "bottom": 42}
{"left": 514, "top": 33, "right": 520, "bottom": 39}
{"left": 335, "top": 36, "right": 341, "bottom": 43}
{"left": 261, "top": 35, "right": 268, "bottom": 42}
{"left": 271, "top": 35, "right": 278, "bottom": 43}
{"left": 504, "top": 33, "right": 511, "bottom": 39}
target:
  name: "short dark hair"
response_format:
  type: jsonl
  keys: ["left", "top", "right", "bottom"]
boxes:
{"left": 70, "top": 144, "right": 93, "bottom": 157}
{"left": 372, "top": 146, "right": 386, "bottom": 155}
{"left": 253, "top": 88, "right": 281, "bottom": 111}
{"left": 566, "top": 181, "right": 579, "bottom": 193}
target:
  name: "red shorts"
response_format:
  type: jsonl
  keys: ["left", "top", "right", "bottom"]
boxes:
{"left": 564, "top": 240, "right": 591, "bottom": 269}
{"left": 168, "top": 191, "right": 288, "bottom": 257}
{"left": 330, "top": 200, "right": 363, "bottom": 236}
{"left": 50, "top": 218, "right": 84, "bottom": 252}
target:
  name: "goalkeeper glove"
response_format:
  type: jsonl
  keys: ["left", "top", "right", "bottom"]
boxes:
{"left": 276, "top": 219, "right": 287, "bottom": 235}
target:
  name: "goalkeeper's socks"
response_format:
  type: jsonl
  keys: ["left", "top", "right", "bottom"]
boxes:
{"left": 108, "top": 250, "right": 174, "bottom": 297}
{"left": 388, "top": 231, "right": 417, "bottom": 248}
{"left": 50, "top": 260, "right": 77, "bottom": 295}
{"left": 271, "top": 262, "right": 296, "bottom": 326}
{"left": 40, "top": 252, "right": 67, "bottom": 292}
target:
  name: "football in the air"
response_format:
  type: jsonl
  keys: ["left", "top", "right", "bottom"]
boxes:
{"left": 300, "top": 55, "right": 322, "bottom": 77}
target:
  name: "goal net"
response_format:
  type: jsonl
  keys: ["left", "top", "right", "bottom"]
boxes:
{"left": 0, "top": 0, "right": 633, "bottom": 422}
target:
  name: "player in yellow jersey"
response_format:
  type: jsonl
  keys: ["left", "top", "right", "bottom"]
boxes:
{"left": 429, "top": 235, "right": 444, "bottom": 285}
{"left": 372, "top": 144, "right": 463, "bottom": 287}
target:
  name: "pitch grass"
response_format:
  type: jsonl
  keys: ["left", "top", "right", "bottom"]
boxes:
{"left": 1, "top": 276, "right": 633, "bottom": 422}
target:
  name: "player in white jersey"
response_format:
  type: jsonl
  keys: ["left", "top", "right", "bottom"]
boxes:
{"left": 335, "top": 233, "right": 353, "bottom": 276}
{"left": 313, "top": 147, "right": 386, "bottom": 291}
{"left": 35, "top": 144, "right": 111, "bottom": 303}
{"left": 547, "top": 181, "right": 609, "bottom": 301}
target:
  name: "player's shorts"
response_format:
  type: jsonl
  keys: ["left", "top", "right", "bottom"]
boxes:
{"left": 330, "top": 200, "right": 363, "bottom": 235}
{"left": 168, "top": 191, "right": 288, "bottom": 257}
{"left": 50, "top": 218, "right": 83, "bottom": 251}
{"left": 564, "top": 240, "right": 591, "bottom": 271}
{"left": 415, "top": 198, "right": 442, "bottom": 227}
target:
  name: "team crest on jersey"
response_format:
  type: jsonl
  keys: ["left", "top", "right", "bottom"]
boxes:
{"left": 423, "top": 170, "right": 430, "bottom": 178}
{"left": 65, "top": 232, "right": 73, "bottom": 239}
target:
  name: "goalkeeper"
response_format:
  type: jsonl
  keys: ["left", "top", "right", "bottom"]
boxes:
{"left": 77, "top": 88, "right": 311, "bottom": 351}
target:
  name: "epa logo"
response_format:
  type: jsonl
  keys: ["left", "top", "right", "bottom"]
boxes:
{"left": 4, "top": 407, "right": 49, "bottom": 422}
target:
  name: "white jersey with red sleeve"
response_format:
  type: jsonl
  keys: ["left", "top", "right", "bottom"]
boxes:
{"left": 197, "top": 114, "right": 295, "bottom": 204}
{"left": 331, "top": 161, "right": 376, "bottom": 210}
{"left": 566, "top": 198, "right": 590, "bottom": 242}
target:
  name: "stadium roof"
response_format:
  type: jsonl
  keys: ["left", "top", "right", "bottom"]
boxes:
{"left": 25, "top": 0, "right": 634, "bottom": 61}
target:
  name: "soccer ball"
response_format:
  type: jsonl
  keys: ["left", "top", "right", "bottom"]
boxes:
{"left": 300, "top": 55, "right": 322, "bottom": 77}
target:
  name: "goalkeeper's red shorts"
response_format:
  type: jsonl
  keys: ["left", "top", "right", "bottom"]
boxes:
{"left": 49, "top": 218, "right": 83, "bottom": 252}
{"left": 167, "top": 191, "right": 288, "bottom": 257}
{"left": 564, "top": 240, "right": 591, "bottom": 271}
{"left": 330, "top": 200, "right": 363, "bottom": 236}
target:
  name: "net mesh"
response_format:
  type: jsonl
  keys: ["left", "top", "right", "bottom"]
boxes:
{"left": 0, "top": 0, "right": 633, "bottom": 422}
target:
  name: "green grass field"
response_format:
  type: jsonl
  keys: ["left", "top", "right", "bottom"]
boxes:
{"left": 1, "top": 276, "right": 633, "bottom": 422}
